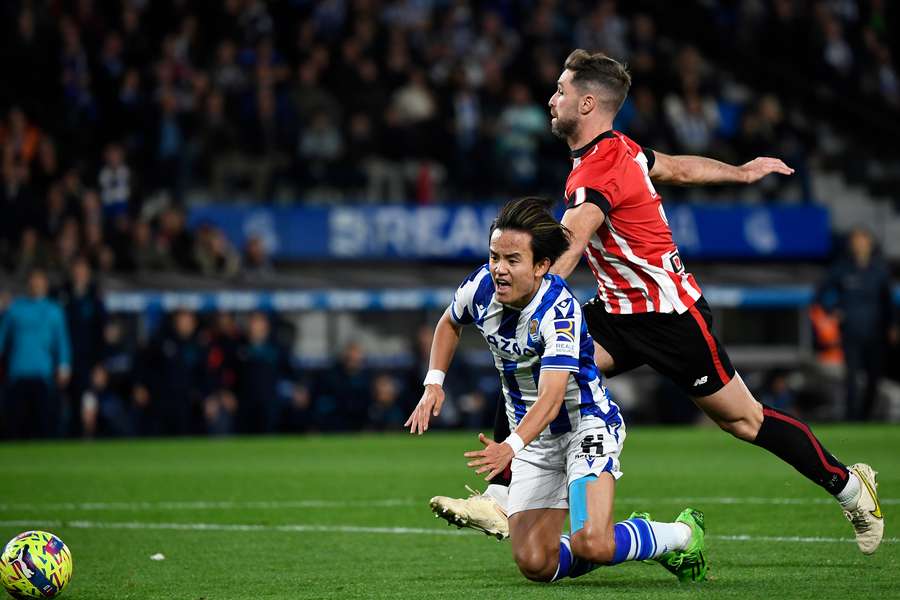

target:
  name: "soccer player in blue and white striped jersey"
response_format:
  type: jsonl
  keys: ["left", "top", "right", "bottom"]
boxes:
{"left": 406, "top": 197, "right": 708, "bottom": 583}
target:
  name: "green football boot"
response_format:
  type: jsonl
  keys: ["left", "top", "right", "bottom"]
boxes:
{"left": 655, "top": 508, "right": 708, "bottom": 583}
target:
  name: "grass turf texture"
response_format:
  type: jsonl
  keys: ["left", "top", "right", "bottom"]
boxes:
{"left": 0, "top": 425, "right": 896, "bottom": 599}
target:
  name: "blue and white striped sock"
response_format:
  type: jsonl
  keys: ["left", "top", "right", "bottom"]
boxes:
{"left": 551, "top": 520, "right": 691, "bottom": 581}
{"left": 610, "top": 518, "right": 690, "bottom": 564}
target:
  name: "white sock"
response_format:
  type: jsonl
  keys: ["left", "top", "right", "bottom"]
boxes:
{"left": 835, "top": 471, "right": 861, "bottom": 508}
{"left": 647, "top": 521, "right": 693, "bottom": 556}
{"left": 484, "top": 484, "right": 509, "bottom": 513}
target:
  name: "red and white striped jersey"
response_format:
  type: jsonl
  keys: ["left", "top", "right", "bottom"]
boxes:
{"left": 564, "top": 130, "right": 702, "bottom": 314}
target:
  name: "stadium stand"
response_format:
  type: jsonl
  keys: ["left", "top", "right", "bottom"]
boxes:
{"left": 0, "top": 1, "right": 898, "bottom": 438}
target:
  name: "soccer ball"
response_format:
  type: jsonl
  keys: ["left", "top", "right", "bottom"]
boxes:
{"left": 0, "top": 531, "right": 72, "bottom": 599}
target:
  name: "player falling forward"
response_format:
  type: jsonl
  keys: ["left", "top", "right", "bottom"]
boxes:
{"left": 430, "top": 50, "right": 883, "bottom": 555}
{"left": 406, "top": 197, "right": 708, "bottom": 583}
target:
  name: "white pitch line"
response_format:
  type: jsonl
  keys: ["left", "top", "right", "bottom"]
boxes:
{"left": 0, "top": 496, "right": 895, "bottom": 512}
{"left": 0, "top": 519, "right": 895, "bottom": 545}
{"left": 0, "top": 499, "right": 418, "bottom": 512}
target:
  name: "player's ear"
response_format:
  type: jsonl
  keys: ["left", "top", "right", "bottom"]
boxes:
{"left": 580, "top": 94, "right": 594, "bottom": 115}
{"left": 534, "top": 257, "right": 551, "bottom": 278}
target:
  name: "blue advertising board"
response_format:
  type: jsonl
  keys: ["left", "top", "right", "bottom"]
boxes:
{"left": 188, "top": 203, "right": 830, "bottom": 261}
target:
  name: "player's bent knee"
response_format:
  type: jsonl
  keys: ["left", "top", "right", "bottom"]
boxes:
{"left": 571, "top": 530, "right": 616, "bottom": 565}
{"left": 513, "top": 547, "right": 557, "bottom": 582}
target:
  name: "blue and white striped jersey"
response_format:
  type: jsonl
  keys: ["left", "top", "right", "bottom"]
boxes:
{"left": 448, "top": 265, "right": 623, "bottom": 438}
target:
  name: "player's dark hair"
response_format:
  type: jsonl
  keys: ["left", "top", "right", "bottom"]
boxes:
{"left": 490, "top": 197, "right": 571, "bottom": 266}
{"left": 564, "top": 49, "right": 631, "bottom": 115}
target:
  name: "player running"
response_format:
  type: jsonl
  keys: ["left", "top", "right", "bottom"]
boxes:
{"left": 430, "top": 50, "right": 883, "bottom": 556}
{"left": 405, "top": 197, "right": 708, "bottom": 583}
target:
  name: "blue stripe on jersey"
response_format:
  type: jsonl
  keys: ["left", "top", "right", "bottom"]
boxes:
{"left": 472, "top": 272, "right": 496, "bottom": 325}
{"left": 502, "top": 358, "right": 527, "bottom": 423}
{"left": 540, "top": 356, "right": 579, "bottom": 370}
{"left": 498, "top": 306, "right": 519, "bottom": 338}
{"left": 450, "top": 303, "right": 473, "bottom": 325}
{"left": 530, "top": 361, "right": 572, "bottom": 434}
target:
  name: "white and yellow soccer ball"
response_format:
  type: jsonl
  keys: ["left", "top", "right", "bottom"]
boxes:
{"left": 0, "top": 531, "right": 73, "bottom": 599}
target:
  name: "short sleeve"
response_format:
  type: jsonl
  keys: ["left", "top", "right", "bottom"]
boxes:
{"left": 448, "top": 265, "right": 492, "bottom": 326}
{"left": 642, "top": 147, "right": 656, "bottom": 172}
{"left": 565, "top": 186, "right": 611, "bottom": 216}
{"left": 538, "top": 296, "right": 581, "bottom": 372}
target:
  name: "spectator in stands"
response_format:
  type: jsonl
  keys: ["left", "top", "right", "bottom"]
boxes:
{"left": 296, "top": 110, "right": 343, "bottom": 193}
{"left": 135, "top": 309, "right": 207, "bottom": 435}
{"left": 0, "top": 269, "right": 71, "bottom": 438}
{"left": 0, "top": 107, "right": 42, "bottom": 167}
{"left": 98, "top": 143, "right": 131, "bottom": 220}
{"left": 156, "top": 207, "right": 194, "bottom": 270}
{"left": 56, "top": 256, "right": 107, "bottom": 436}
{"left": 193, "top": 223, "right": 241, "bottom": 279}
{"left": 198, "top": 91, "right": 241, "bottom": 199}
{"left": 496, "top": 83, "right": 547, "bottom": 192}
{"left": 97, "top": 318, "right": 135, "bottom": 432}
{"left": 128, "top": 219, "right": 174, "bottom": 273}
{"left": 81, "top": 364, "right": 131, "bottom": 438}
{"left": 240, "top": 235, "right": 274, "bottom": 281}
{"left": 242, "top": 86, "right": 289, "bottom": 200}
{"left": 758, "top": 369, "right": 796, "bottom": 414}
{"left": 816, "top": 228, "right": 897, "bottom": 420}
{"left": 234, "top": 311, "right": 293, "bottom": 433}
{"left": 367, "top": 373, "right": 405, "bottom": 431}
{"left": 314, "top": 342, "right": 372, "bottom": 431}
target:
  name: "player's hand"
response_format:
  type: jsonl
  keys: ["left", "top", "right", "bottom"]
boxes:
{"left": 464, "top": 433, "right": 514, "bottom": 482}
{"left": 404, "top": 384, "right": 445, "bottom": 435}
{"left": 740, "top": 157, "right": 794, "bottom": 183}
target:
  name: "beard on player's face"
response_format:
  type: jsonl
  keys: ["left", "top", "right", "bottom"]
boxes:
{"left": 551, "top": 114, "right": 578, "bottom": 140}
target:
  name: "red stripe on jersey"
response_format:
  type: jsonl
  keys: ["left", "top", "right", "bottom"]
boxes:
{"left": 585, "top": 243, "right": 624, "bottom": 312}
{"left": 586, "top": 242, "right": 639, "bottom": 313}
{"left": 597, "top": 231, "right": 658, "bottom": 311}
{"left": 762, "top": 408, "right": 848, "bottom": 482}
{"left": 686, "top": 304, "right": 731, "bottom": 386}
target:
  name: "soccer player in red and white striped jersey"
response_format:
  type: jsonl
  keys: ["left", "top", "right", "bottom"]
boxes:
{"left": 430, "top": 50, "right": 883, "bottom": 557}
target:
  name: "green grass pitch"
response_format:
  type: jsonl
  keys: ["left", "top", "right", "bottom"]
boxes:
{"left": 0, "top": 425, "right": 896, "bottom": 599}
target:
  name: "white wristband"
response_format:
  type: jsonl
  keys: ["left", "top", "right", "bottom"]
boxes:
{"left": 423, "top": 369, "right": 446, "bottom": 387}
{"left": 504, "top": 432, "right": 525, "bottom": 455}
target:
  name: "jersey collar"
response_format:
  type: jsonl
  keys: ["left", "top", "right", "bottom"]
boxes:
{"left": 570, "top": 130, "right": 616, "bottom": 159}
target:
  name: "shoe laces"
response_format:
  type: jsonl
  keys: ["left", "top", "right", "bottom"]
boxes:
{"left": 844, "top": 508, "right": 872, "bottom": 533}
{"left": 465, "top": 485, "right": 484, "bottom": 498}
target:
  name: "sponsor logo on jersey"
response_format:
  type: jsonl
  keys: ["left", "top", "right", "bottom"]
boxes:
{"left": 554, "top": 319, "right": 575, "bottom": 343}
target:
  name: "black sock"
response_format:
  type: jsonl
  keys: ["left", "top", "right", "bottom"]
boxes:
{"left": 751, "top": 405, "right": 849, "bottom": 494}
{"left": 492, "top": 396, "right": 512, "bottom": 487}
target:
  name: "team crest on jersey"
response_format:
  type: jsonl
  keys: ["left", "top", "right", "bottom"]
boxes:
{"left": 528, "top": 318, "right": 539, "bottom": 341}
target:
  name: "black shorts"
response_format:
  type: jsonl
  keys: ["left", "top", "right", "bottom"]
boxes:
{"left": 582, "top": 296, "right": 735, "bottom": 397}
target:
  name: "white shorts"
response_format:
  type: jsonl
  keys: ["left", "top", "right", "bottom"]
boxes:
{"left": 506, "top": 416, "right": 625, "bottom": 517}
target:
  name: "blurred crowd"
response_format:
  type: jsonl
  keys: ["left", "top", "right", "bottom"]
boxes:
{"left": 0, "top": 262, "right": 498, "bottom": 439}
{"left": 2, "top": 1, "right": 896, "bottom": 277}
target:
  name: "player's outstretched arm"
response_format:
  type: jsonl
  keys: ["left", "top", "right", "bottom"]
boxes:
{"left": 552, "top": 203, "right": 606, "bottom": 279}
{"left": 404, "top": 309, "right": 462, "bottom": 435}
{"left": 650, "top": 151, "right": 794, "bottom": 186}
{"left": 464, "top": 370, "right": 569, "bottom": 480}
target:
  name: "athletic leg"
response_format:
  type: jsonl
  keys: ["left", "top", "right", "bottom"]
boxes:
{"left": 554, "top": 473, "right": 703, "bottom": 582}
{"left": 508, "top": 509, "right": 568, "bottom": 581}
{"left": 694, "top": 373, "right": 852, "bottom": 494}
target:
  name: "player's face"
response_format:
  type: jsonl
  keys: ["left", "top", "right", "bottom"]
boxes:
{"left": 548, "top": 69, "right": 579, "bottom": 140}
{"left": 489, "top": 228, "right": 549, "bottom": 308}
